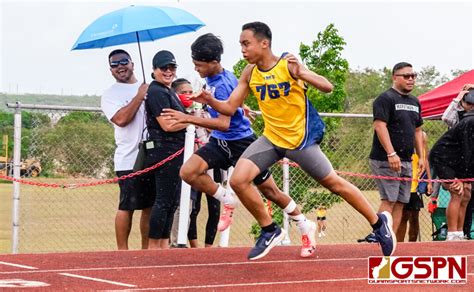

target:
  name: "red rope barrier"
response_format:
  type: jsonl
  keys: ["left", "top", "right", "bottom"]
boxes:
{"left": 0, "top": 148, "right": 184, "bottom": 189}
{"left": 1, "top": 152, "right": 473, "bottom": 188}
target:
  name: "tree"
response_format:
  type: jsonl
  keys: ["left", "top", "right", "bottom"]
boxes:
{"left": 299, "top": 23, "right": 349, "bottom": 114}
{"left": 57, "top": 111, "right": 108, "bottom": 125}
{"left": 0, "top": 110, "right": 51, "bottom": 160}
{"left": 412, "top": 66, "right": 449, "bottom": 96}
{"left": 345, "top": 67, "right": 391, "bottom": 113}
{"left": 35, "top": 111, "right": 114, "bottom": 177}
{"left": 451, "top": 69, "right": 469, "bottom": 78}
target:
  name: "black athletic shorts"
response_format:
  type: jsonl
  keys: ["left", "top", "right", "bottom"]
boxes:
{"left": 116, "top": 170, "right": 156, "bottom": 211}
{"left": 195, "top": 135, "right": 271, "bottom": 185}
{"left": 405, "top": 192, "right": 424, "bottom": 211}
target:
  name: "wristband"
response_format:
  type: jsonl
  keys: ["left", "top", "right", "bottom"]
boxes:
{"left": 387, "top": 152, "right": 397, "bottom": 157}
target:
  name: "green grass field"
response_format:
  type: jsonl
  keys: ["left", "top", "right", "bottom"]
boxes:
{"left": 0, "top": 180, "right": 437, "bottom": 254}
{"left": 0, "top": 184, "right": 12, "bottom": 253}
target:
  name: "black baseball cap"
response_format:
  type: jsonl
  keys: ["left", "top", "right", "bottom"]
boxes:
{"left": 463, "top": 89, "right": 474, "bottom": 104}
{"left": 152, "top": 50, "right": 177, "bottom": 69}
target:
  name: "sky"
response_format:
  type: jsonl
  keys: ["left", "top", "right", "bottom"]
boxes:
{"left": 0, "top": 0, "right": 473, "bottom": 96}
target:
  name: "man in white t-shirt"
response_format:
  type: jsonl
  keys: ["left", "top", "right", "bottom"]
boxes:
{"left": 101, "top": 49, "right": 155, "bottom": 250}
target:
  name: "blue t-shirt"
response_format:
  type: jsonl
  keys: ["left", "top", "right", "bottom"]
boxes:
{"left": 206, "top": 69, "right": 253, "bottom": 140}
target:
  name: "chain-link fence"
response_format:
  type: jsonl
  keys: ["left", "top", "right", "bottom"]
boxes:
{"left": 0, "top": 103, "right": 450, "bottom": 253}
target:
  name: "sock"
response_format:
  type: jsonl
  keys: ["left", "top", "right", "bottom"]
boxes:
{"left": 371, "top": 217, "right": 383, "bottom": 230}
{"left": 261, "top": 222, "right": 277, "bottom": 233}
{"left": 289, "top": 214, "right": 311, "bottom": 234}
{"left": 456, "top": 231, "right": 464, "bottom": 238}
{"left": 213, "top": 185, "right": 235, "bottom": 206}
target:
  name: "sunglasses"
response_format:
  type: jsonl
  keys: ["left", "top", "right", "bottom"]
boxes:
{"left": 159, "top": 65, "right": 177, "bottom": 72}
{"left": 110, "top": 58, "right": 130, "bottom": 68}
{"left": 395, "top": 73, "right": 417, "bottom": 80}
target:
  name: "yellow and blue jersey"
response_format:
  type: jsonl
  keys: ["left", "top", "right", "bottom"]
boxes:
{"left": 249, "top": 56, "right": 325, "bottom": 149}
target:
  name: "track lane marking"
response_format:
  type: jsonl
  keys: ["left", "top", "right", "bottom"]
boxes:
{"left": 0, "top": 261, "right": 37, "bottom": 270}
{"left": 105, "top": 277, "right": 368, "bottom": 291}
{"left": 59, "top": 273, "right": 136, "bottom": 287}
{"left": 1, "top": 254, "right": 473, "bottom": 275}
{"left": 0, "top": 257, "right": 370, "bottom": 274}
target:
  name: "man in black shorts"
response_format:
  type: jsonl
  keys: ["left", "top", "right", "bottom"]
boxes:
{"left": 369, "top": 62, "right": 424, "bottom": 241}
{"left": 101, "top": 49, "right": 156, "bottom": 249}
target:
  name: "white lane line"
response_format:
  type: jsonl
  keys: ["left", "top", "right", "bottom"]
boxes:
{"left": 2, "top": 254, "right": 474, "bottom": 275}
{"left": 105, "top": 277, "right": 367, "bottom": 291}
{"left": 59, "top": 273, "right": 136, "bottom": 288}
{"left": 0, "top": 257, "right": 368, "bottom": 275}
{"left": 0, "top": 261, "right": 38, "bottom": 270}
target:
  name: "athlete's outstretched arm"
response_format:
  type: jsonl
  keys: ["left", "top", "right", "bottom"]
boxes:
{"left": 192, "top": 65, "right": 252, "bottom": 116}
{"left": 161, "top": 108, "right": 231, "bottom": 132}
{"left": 287, "top": 58, "right": 333, "bottom": 93}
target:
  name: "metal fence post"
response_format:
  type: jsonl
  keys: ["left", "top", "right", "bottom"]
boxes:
{"left": 282, "top": 158, "right": 291, "bottom": 245}
{"left": 12, "top": 103, "right": 22, "bottom": 254}
{"left": 177, "top": 125, "right": 196, "bottom": 247}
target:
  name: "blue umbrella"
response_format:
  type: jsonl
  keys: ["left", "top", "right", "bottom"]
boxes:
{"left": 72, "top": 5, "right": 205, "bottom": 81}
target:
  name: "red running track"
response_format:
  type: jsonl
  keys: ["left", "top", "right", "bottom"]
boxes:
{"left": 0, "top": 241, "right": 472, "bottom": 291}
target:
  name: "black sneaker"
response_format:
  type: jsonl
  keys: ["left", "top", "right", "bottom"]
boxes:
{"left": 373, "top": 211, "right": 396, "bottom": 256}
{"left": 248, "top": 226, "right": 286, "bottom": 260}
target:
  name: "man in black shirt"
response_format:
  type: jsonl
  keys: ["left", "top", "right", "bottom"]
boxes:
{"left": 369, "top": 62, "right": 424, "bottom": 242}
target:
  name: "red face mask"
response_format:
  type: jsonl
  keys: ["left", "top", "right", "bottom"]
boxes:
{"left": 178, "top": 94, "right": 193, "bottom": 108}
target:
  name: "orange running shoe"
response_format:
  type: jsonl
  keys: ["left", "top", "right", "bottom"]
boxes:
{"left": 217, "top": 204, "right": 235, "bottom": 231}
{"left": 300, "top": 220, "right": 317, "bottom": 258}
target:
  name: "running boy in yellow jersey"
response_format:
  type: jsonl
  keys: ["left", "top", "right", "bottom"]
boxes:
{"left": 193, "top": 21, "right": 396, "bottom": 260}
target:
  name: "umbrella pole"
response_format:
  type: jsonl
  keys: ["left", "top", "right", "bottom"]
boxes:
{"left": 136, "top": 32, "right": 146, "bottom": 83}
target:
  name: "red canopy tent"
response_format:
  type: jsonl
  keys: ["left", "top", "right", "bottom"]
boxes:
{"left": 419, "top": 70, "right": 474, "bottom": 118}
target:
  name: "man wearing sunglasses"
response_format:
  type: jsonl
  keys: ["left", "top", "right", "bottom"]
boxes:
{"left": 368, "top": 62, "right": 424, "bottom": 242}
{"left": 101, "top": 49, "right": 155, "bottom": 250}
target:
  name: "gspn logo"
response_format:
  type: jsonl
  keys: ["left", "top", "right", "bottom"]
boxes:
{"left": 368, "top": 256, "right": 467, "bottom": 284}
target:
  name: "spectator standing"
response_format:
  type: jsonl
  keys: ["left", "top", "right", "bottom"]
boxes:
{"left": 440, "top": 86, "right": 474, "bottom": 240}
{"left": 369, "top": 62, "right": 424, "bottom": 241}
{"left": 396, "top": 131, "right": 432, "bottom": 242}
{"left": 169, "top": 78, "right": 221, "bottom": 248}
{"left": 101, "top": 49, "right": 155, "bottom": 250}
{"left": 429, "top": 98, "right": 474, "bottom": 240}
{"left": 145, "top": 50, "right": 187, "bottom": 249}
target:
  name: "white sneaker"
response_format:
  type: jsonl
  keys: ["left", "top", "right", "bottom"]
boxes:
{"left": 300, "top": 220, "right": 317, "bottom": 258}
{"left": 318, "top": 233, "right": 322, "bottom": 238}
{"left": 446, "top": 232, "right": 459, "bottom": 241}
{"left": 321, "top": 231, "right": 326, "bottom": 237}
